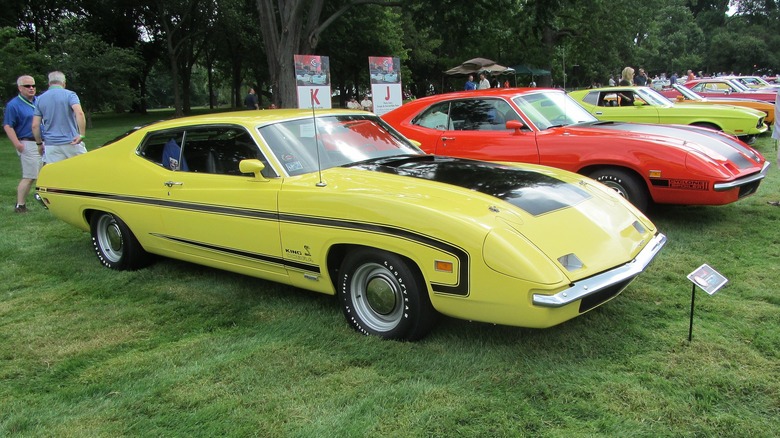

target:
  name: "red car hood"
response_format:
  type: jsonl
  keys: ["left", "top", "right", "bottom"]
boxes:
{"left": 567, "top": 121, "right": 765, "bottom": 171}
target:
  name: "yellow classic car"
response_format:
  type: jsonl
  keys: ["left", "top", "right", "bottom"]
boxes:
{"left": 36, "top": 110, "right": 665, "bottom": 340}
{"left": 569, "top": 86, "right": 768, "bottom": 140}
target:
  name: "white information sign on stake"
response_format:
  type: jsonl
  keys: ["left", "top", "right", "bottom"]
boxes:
{"left": 687, "top": 264, "right": 728, "bottom": 295}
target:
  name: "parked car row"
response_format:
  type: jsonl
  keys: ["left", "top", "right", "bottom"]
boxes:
{"left": 677, "top": 77, "right": 777, "bottom": 103}
{"left": 382, "top": 88, "right": 769, "bottom": 212}
{"left": 35, "top": 84, "right": 771, "bottom": 341}
{"left": 660, "top": 84, "right": 775, "bottom": 124}
{"left": 569, "top": 85, "right": 768, "bottom": 139}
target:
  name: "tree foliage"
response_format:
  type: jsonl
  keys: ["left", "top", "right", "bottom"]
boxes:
{"left": 1, "top": 0, "right": 779, "bottom": 114}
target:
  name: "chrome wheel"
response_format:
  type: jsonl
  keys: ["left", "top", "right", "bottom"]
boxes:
{"left": 96, "top": 214, "right": 124, "bottom": 263}
{"left": 339, "top": 248, "right": 437, "bottom": 340}
{"left": 350, "top": 262, "right": 405, "bottom": 332}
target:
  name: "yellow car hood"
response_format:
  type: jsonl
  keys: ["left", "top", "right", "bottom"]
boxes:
{"left": 344, "top": 155, "right": 658, "bottom": 282}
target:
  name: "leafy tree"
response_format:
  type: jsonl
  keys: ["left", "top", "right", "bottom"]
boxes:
{"left": 254, "top": 0, "right": 401, "bottom": 108}
{"left": 141, "top": 0, "right": 217, "bottom": 116}
{"left": 79, "top": 0, "right": 163, "bottom": 113}
{"left": 707, "top": 29, "right": 768, "bottom": 74}
{"left": 0, "top": 27, "right": 49, "bottom": 103}
{"left": 46, "top": 27, "right": 141, "bottom": 126}
{"left": 641, "top": 3, "right": 704, "bottom": 77}
{"left": 318, "top": 3, "right": 406, "bottom": 105}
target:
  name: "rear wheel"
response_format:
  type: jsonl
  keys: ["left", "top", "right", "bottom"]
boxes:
{"left": 338, "top": 248, "right": 437, "bottom": 341}
{"left": 90, "top": 212, "right": 153, "bottom": 270}
{"left": 589, "top": 168, "right": 649, "bottom": 212}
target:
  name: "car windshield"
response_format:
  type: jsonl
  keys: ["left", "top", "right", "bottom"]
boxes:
{"left": 671, "top": 84, "right": 702, "bottom": 101}
{"left": 635, "top": 87, "right": 674, "bottom": 106}
{"left": 728, "top": 80, "right": 750, "bottom": 92}
{"left": 511, "top": 91, "right": 596, "bottom": 130}
{"left": 257, "top": 115, "right": 423, "bottom": 176}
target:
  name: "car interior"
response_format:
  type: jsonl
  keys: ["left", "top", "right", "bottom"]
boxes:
{"left": 139, "top": 127, "right": 275, "bottom": 177}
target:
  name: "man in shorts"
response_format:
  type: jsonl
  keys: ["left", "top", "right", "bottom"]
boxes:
{"left": 2, "top": 75, "right": 42, "bottom": 213}
{"left": 32, "top": 71, "right": 87, "bottom": 164}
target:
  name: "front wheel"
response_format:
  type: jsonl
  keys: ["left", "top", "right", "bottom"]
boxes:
{"left": 90, "top": 212, "right": 153, "bottom": 270}
{"left": 589, "top": 168, "right": 649, "bottom": 212}
{"left": 338, "top": 248, "right": 437, "bottom": 341}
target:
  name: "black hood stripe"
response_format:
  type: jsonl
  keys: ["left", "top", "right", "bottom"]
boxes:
{"left": 351, "top": 156, "right": 591, "bottom": 215}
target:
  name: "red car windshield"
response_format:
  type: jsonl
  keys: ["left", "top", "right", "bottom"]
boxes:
{"left": 511, "top": 91, "right": 597, "bottom": 129}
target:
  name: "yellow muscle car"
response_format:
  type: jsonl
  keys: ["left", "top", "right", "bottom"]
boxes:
{"left": 569, "top": 86, "right": 768, "bottom": 140}
{"left": 36, "top": 110, "right": 666, "bottom": 340}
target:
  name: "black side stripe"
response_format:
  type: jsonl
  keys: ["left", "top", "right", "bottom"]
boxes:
{"left": 42, "top": 188, "right": 470, "bottom": 296}
{"left": 151, "top": 234, "right": 318, "bottom": 272}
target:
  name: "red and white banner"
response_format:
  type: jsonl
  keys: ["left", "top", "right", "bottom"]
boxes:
{"left": 295, "top": 54, "right": 332, "bottom": 109}
{"left": 368, "top": 56, "right": 402, "bottom": 115}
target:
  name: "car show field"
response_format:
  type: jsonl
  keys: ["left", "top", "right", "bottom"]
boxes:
{"left": 2, "top": 109, "right": 778, "bottom": 437}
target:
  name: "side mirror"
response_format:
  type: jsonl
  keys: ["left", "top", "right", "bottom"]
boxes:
{"left": 676, "top": 95, "right": 684, "bottom": 102}
{"left": 506, "top": 120, "right": 525, "bottom": 132}
{"left": 633, "top": 100, "right": 644, "bottom": 106}
{"left": 239, "top": 159, "right": 269, "bottom": 181}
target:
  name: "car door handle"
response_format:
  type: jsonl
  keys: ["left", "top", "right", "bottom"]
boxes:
{"left": 441, "top": 137, "right": 455, "bottom": 141}
{"left": 595, "top": 111, "right": 603, "bottom": 115}
{"left": 164, "top": 181, "right": 183, "bottom": 187}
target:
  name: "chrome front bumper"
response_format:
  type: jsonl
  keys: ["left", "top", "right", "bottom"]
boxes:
{"left": 533, "top": 232, "right": 667, "bottom": 308}
{"left": 34, "top": 192, "right": 49, "bottom": 210}
{"left": 713, "top": 161, "right": 770, "bottom": 191}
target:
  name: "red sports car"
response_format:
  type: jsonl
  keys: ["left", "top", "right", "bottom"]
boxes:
{"left": 680, "top": 78, "right": 777, "bottom": 103}
{"left": 381, "top": 88, "right": 769, "bottom": 212}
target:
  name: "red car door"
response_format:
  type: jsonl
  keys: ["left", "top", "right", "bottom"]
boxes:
{"left": 412, "top": 97, "right": 542, "bottom": 164}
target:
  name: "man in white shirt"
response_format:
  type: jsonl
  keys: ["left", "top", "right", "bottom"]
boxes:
{"left": 477, "top": 72, "right": 490, "bottom": 90}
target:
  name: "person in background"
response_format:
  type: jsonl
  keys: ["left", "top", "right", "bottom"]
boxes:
{"left": 2, "top": 75, "right": 42, "bottom": 213}
{"left": 360, "top": 95, "right": 373, "bottom": 112}
{"left": 634, "top": 68, "right": 649, "bottom": 86}
{"left": 477, "top": 72, "right": 490, "bottom": 89}
{"left": 669, "top": 72, "right": 678, "bottom": 87}
{"left": 32, "top": 71, "right": 86, "bottom": 164}
{"left": 686, "top": 70, "right": 696, "bottom": 81}
{"left": 464, "top": 74, "right": 477, "bottom": 90}
{"left": 347, "top": 97, "right": 362, "bottom": 110}
{"left": 608, "top": 75, "right": 616, "bottom": 86}
{"left": 619, "top": 67, "right": 635, "bottom": 86}
{"left": 244, "top": 87, "right": 259, "bottom": 110}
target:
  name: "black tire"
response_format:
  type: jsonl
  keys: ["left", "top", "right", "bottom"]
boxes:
{"left": 338, "top": 248, "right": 437, "bottom": 341}
{"left": 589, "top": 168, "right": 649, "bottom": 212}
{"left": 90, "top": 212, "right": 153, "bottom": 270}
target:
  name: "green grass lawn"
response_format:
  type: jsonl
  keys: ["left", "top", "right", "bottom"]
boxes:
{"left": 1, "top": 111, "right": 779, "bottom": 437}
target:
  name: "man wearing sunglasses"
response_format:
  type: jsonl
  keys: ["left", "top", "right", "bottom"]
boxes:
{"left": 32, "top": 71, "right": 86, "bottom": 164}
{"left": 3, "top": 75, "right": 42, "bottom": 213}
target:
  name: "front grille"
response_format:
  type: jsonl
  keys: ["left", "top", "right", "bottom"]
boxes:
{"left": 738, "top": 179, "right": 761, "bottom": 198}
{"left": 578, "top": 278, "right": 634, "bottom": 312}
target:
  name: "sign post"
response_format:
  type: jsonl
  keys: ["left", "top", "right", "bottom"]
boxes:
{"left": 686, "top": 264, "right": 728, "bottom": 342}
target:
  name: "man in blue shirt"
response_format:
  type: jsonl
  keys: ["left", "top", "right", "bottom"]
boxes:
{"left": 464, "top": 74, "right": 477, "bottom": 91}
{"left": 2, "top": 75, "right": 42, "bottom": 213}
{"left": 32, "top": 71, "right": 87, "bottom": 163}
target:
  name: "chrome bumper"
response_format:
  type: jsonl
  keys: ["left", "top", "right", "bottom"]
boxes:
{"left": 533, "top": 233, "right": 667, "bottom": 308}
{"left": 34, "top": 192, "right": 49, "bottom": 210}
{"left": 713, "top": 161, "right": 770, "bottom": 191}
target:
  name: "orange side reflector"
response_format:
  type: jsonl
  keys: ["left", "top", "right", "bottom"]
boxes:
{"left": 435, "top": 260, "right": 453, "bottom": 273}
